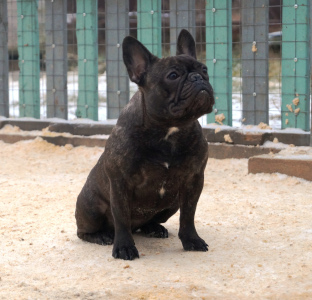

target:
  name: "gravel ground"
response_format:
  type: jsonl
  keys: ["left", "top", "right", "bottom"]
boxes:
{"left": 0, "top": 137, "right": 311, "bottom": 299}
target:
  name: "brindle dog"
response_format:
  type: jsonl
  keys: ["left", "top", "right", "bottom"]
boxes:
{"left": 75, "top": 29, "right": 214, "bottom": 260}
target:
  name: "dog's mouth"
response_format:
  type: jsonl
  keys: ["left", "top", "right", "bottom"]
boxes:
{"left": 169, "top": 88, "right": 214, "bottom": 118}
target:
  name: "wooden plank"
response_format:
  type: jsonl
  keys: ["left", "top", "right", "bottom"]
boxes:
{"left": 169, "top": 0, "right": 195, "bottom": 56}
{"left": 137, "top": 0, "right": 162, "bottom": 57}
{"left": 105, "top": 0, "right": 129, "bottom": 119}
{"left": 281, "top": 0, "right": 310, "bottom": 130}
{"left": 0, "top": 0, "right": 9, "bottom": 117}
{"left": 249, "top": 155, "right": 312, "bottom": 181}
{"left": 209, "top": 144, "right": 281, "bottom": 159}
{"left": 76, "top": 0, "right": 98, "bottom": 120}
{"left": 241, "top": 0, "right": 269, "bottom": 125}
{"left": 17, "top": 0, "right": 40, "bottom": 118}
{"left": 45, "top": 0, "right": 68, "bottom": 119}
{"left": 206, "top": 0, "right": 232, "bottom": 125}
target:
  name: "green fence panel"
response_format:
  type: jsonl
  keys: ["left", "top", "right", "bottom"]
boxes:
{"left": 281, "top": 0, "right": 310, "bottom": 130}
{"left": 137, "top": 0, "right": 162, "bottom": 57}
{"left": 206, "top": 0, "right": 232, "bottom": 125}
{"left": 0, "top": 0, "right": 9, "bottom": 117}
{"left": 17, "top": 0, "right": 40, "bottom": 118}
{"left": 76, "top": 0, "right": 98, "bottom": 120}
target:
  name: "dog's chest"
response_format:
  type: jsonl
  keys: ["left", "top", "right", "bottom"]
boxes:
{"left": 130, "top": 161, "right": 182, "bottom": 218}
{"left": 131, "top": 142, "right": 196, "bottom": 210}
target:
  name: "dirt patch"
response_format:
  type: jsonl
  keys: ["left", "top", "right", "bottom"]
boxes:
{"left": 1, "top": 138, "right": 311, "bottom": 299}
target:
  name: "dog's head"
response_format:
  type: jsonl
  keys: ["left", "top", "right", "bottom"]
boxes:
{"left": 123, "top": 29, "right": 214, "bottom": 126}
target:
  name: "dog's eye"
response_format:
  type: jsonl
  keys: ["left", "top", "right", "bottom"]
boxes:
{"left": 168, "top": 72, "right": 179, "bottom": 80}
{"left": 202, "top": 67, "right": 208, "bottom": 74}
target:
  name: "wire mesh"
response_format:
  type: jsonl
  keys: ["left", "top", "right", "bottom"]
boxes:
{"left": 4, "top": 0, "right": 311, "bottom": 132}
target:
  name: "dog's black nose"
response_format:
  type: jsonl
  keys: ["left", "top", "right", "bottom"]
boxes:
{"left": 189, "top": 73, "right": 203, "bottom": 82}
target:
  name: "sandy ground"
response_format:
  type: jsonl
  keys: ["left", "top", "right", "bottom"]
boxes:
{"left": 1, "top": 137, "right": 312, "bottom": 300}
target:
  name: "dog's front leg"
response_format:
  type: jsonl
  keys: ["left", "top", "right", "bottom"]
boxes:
{"left": 178, "top": 173, "right": 208, "bottom": 252}
{"left": 110, "top": 179, "right": 139, "bottom": 260}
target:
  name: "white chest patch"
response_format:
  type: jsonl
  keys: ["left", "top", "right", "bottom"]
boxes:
{"left": 164, "top": 127, "right": 179, "bottom": 140}
{"left": 159, "top": 187, "right": 166, "bottom": 198}
{"left": 163, "top": 162, "right": 169, "bottom": 169}
{"left": 159, "top": 183, "right": 166, "bottom": 198}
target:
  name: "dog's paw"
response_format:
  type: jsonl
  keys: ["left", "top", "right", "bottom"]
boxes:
{"left": 112, "top": 244, "right": 139, "bottom": 260}
{"left": 77, "top": 231, "right": 114, "bottom": 245}
{"left": 181, "top": 237, "right": 208, "bottom": 252}
{"left": 140, "top": 223, "right": 169, "bottom": 238}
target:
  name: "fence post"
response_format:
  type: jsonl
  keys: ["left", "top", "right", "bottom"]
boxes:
{"left": 105, "top": 0, "right": 129, "bottom": 119}
{"left": 17, "top": 0, "right": 40, "bottom": 118}
{"left": 45, "top": 0, "right": 68, "bottom": 119}
{"left": 241, "top": 0, "right": 269, "bottom": 126}
{"left": 206, "top": 0, "right": 232, "bottom": 126}
{"left": 310, "top": 1, "right": 312, "bottom": 146}
{"left": 281, "top": 0, "right": 310, "bottom": 131}
{"left": 0, "top": 0, "right": 9, "bottom": 117}
{"left": 169, "top": 0, "right": 195, "bottom": 56}
{"left": 76, "top": 0, "right": 98, "bottom": 121}
{"left": 137, "top": 0, "right": 162, "bottom": 57}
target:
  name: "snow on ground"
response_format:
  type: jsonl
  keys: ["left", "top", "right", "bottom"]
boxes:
{"left": 0, "top": 138, "right": 311, "bottom": 299}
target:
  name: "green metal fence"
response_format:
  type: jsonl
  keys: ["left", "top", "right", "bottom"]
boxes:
{"left": 0, "top": 0, "right": 311, "bottom": 135}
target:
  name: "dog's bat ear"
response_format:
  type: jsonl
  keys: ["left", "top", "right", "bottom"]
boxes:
{"left": 122, "top": 36, "right": 158, "bottom": 85}
{"left": 176, "top": 29, "right": 197, "bottom": 59}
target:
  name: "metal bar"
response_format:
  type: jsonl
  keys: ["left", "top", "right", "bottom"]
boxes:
{"left": 76, "top": 0, "right": 98, "bottom": 120}
{"left": 17, "top": 0, "right": 40, "bottom": 118}
{"left": 137, "top": 0, "right": 162, "bottom": 57}
{"left": 0, "top": 0, "right": 9, "bottom": 117}
{"left": 169, "top": 0, "right": 196, "bottom": 56}
{"left": 281, "top": 0, "right": 310, "bottom": 131}
{"left": 45, "top": 0, "right": 68, "bottom": 119}
{"left": 105, "top": 0, "right": 129, "bottom": 119}
{"left": 241, "top": 0, "right": 269, "bottom": 125}
{"left": 206, "top": 0, "right": 232, "bottom": 126}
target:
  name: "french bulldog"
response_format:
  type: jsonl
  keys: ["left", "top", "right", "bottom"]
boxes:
{"left": 75, "top": 29, "right": 214, "bottom": 260}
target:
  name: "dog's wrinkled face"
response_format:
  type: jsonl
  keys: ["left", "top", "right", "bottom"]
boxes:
{"left": 123, "top": 29, "right": 214, "bottom": 125}
{"left": 145, "top": 55, "right": 214, "bottom": 122}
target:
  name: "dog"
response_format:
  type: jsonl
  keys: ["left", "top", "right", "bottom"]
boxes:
{"left": 75, "top": 29, "right": 214, "bottom": 260}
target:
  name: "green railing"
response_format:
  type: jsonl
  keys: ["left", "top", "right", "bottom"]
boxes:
{"left": 0, "top": 0, "right": 311, "bottom": 134}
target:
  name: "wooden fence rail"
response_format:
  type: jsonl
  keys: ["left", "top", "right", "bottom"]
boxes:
{"left": 0, "top": 0, "right": 311, "bottom": 134}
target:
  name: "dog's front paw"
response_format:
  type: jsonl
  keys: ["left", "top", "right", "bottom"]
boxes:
{"left": 112, "top": 243, "right": 139, "bottom": 260}
{"left": 180, "top": 236, "right": 208, "bottom": 252}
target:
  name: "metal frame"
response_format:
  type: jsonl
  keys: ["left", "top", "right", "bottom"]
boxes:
{"left": 105, "top": 0, "right": 129, "bottom": 119}
{"left": 0, "top": 0, "right": 9, "bottom": 117}
{"left": 241, "top": 0, "right": 269, "bottom": 125}
{"left": 169, "top": 0, "right": 195, "bottom": 56}
{"left": 45, "top": 0, "right": 68, "bottom": 119}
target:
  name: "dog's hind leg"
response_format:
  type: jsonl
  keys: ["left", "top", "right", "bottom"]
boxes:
{"left": 138, "top": 206, "right": 179, "bottom": 238}
{"left": 75, "top": 192, "right": 114, "bottom": 245}
{"left": 139, "top": 222, "right": 168, "bottom": 238}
